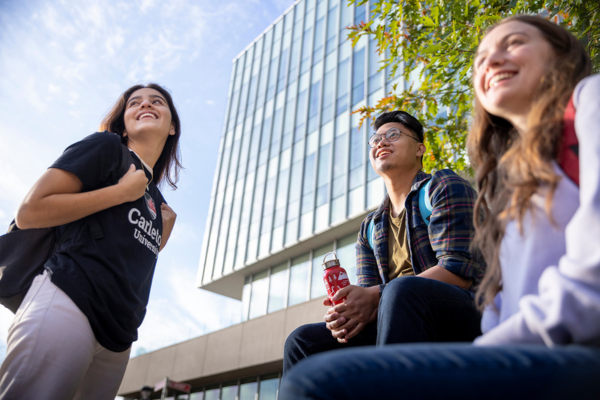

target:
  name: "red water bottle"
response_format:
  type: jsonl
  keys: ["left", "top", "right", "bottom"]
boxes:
{"left": 322, "top": 252, "right": 351, "bottom": 305}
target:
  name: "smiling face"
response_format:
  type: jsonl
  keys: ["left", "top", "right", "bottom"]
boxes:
{"left": 123, "top": 88, "right": 174, "bottom": 141}
{"left": 473, "top": 21, "right": 555, "bottom": 125}
{"left": 369, "top": 122, "right": 424, "bottom": 175}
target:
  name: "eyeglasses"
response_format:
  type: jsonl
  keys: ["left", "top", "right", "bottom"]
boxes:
{"left": 368, "top": 127, "right": 421, "bottom": 148}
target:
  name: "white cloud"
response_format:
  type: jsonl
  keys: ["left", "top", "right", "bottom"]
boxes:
{"left": 48, "top": 83, "right": 62, "bottom": 94}
{"left": 206, "top": 100, "right": 215, "bottom": 105}
{"left": 73, "top": 41, "right": 87, "bottom": 59}
{"left": 68, "top": 91, "right": 80, "bottom": 105}
{"left": 105, "top": 31, "right": 125, "bottom": 56}
{"left": 22, "top": 77, "right": 47, "bottom": 112}
{"left": 138, "top": 0, "right": 159, "bottom": 13}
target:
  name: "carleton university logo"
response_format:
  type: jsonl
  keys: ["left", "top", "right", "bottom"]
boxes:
{"left": 144, "top": 193, "right": 157, "bottom": 219}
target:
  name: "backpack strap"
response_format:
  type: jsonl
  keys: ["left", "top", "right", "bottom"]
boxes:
{"left": 558, "top": 95, "right": 579, "bottom": 186}
{"left": 367, "top": 179, "right": 434, "bottom": 249}
{"left": 119, "top": 143, "right": 135, "bottom": 177}
{"left": 418, "top": 179, "right": 433, "bottom": 226}
{"left": 367, "top": 218, "right": 376, "bottom": 250}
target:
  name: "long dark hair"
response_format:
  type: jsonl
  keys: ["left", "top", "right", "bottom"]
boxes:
{"left": 99, "top": 83, "right": 183, "bottom": 189}
{"left": 467, "top": 15, "right": 591, "bottom": 309}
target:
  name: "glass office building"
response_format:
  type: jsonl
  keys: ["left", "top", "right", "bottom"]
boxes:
{"left": 119, "top": 1, "right": 408, "bottom": 398}
{"left": 196, "top": 0, "right": 404, "bottom": 321}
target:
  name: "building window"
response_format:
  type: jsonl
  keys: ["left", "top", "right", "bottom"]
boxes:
{"left": 258, "top": 373, "right": 280, "bottom": 400}
{"left": 221, "top": 382, "right": 239, "bottom": 400}
{"left": 295, "top": 88, "right": 308, "bottom": 142}
{"left": 249, "top": 270, "right": 269, "bottom": 319}
{"left": 312, "top": 17, "right": 325, "bottom": 65}
{"left": 336, "top": 233, "right": 358, "bottom": 284}
{"left": 239, "top": 379, "right": 258, "bottom": 400}
{"left": 288, "top": 36, "right": 301, "bottom": 83}
{"left": 300, "top": 27, "right": 313, "bottom": 74}
{"left": 321, "top": 69, "right": 334, "bottom": 125}
{"left": 311, "top": 243, "right": 333, "bottom": 299}
{"left": 277, "top": 48, "right": 289, "bottom": 92}
{"left": 326, "top": 5, "right": 337, "bottom": 54}
{"left": 268, "top": 263, "right": 289, "bottom": 313}
{"left": 316, "top": 143, "right": 330, "bottom": 208}
{"left": 339, "top": 0, "right": 352, "bottom": 44}
{"left": 288, "top": 253, "right": 310, "bottom": 306}
{"left": 204, "top": 387, "right": 220, "bottom": 400}
{"left": 307, "top": 80, "right": 321, "bottom": 134}
{"left": 369, "top": 38, "right": 382, "bottom": 94}
{"left": 352, "top": 47, "right": 365, "bottom": 105}
{"left": 354, "top": 2, "right": 366, "bottom": 25}
{"left": 349, "top": 122, "right": 364, "bottom": 190}
{"left": 241, "top": 276, "right": 251, "bottom": 321}
{"left": 336, "top": 58, "right": 349, "bottom": 115}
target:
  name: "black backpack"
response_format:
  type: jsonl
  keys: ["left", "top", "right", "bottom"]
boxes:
{"left": 0, "top": 140, "right": 133, "bottom": 313}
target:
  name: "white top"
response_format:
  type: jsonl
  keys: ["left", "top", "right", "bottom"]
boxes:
{"left": 475, "top": 74, "right": 600, "bottom": 346}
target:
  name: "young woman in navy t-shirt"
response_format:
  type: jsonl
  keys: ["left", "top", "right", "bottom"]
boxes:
{"left": 0, "top": 83, "right": 180, "bottom": 399}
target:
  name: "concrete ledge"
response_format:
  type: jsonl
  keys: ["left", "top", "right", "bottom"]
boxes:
{"left": 118, "top": 296, "right": 326, "bottom": 397}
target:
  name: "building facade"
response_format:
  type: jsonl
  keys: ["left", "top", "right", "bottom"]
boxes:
{"left": 118, "top": 0, "right": 406, "bottom": 398}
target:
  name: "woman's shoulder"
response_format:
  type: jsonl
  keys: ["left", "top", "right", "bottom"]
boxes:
{"left": 78, "top": 131, "right": 123, "bottom": 148}
{"left": 574, "top": 74, "right": 600, "bottom": 107}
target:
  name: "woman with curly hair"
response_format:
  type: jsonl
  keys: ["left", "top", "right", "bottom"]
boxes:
{"left": 279, "top": 16, "right": 600, "bottom": 400}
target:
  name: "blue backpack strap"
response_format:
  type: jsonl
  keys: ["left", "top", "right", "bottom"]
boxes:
{"left": 418, "top": 179, "right": 433, "bottom": 226}
{"left": 367, "top": 217, "right": 376, "bottom": 250}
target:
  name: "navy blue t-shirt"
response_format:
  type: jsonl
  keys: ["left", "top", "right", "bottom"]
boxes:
{"left": 46, "top": 132, "right": 165, "bottom": 352}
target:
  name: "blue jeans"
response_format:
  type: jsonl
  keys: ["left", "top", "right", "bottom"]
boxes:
{"left": 283, "top": 277, "right": 481, "bottom": 375}
{"left": 279, "top": 343, "right": 600, "bottom": 400}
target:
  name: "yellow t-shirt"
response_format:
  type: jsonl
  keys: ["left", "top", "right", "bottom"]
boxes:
{"left": 387, "top": 208, "right": 414, "bottom": 280}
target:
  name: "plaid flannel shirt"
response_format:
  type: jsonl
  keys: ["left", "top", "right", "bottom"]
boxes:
{"left": 356, "top": 169, "right": 484, "bottom": 291}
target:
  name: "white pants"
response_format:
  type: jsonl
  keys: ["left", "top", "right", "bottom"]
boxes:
{"left": 0, "top": 271, "right": 130, "bottom": 400}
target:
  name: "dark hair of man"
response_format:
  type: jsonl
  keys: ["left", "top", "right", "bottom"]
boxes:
{"left": 99, "top": 83, "right": 183, "bottom": 190}
{"left": 373, "top": 111, "right": 424, "bottom": 143}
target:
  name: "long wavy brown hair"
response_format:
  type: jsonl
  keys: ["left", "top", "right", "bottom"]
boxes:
{"left": 468, "top": 16, "right": 591, "bottom": 309}
{"left": 99, "top": 83, "right": 183, "bottom": 189}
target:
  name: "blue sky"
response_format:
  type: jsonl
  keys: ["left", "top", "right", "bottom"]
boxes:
{"left": 0, "top": 0, "right": 295, "bottom": 361}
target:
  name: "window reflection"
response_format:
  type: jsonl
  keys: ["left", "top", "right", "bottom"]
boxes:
{"left": 352, "top": 48, "right": 365, "bottom": 105}
{"left": 242, "top": 276, "right": 251, "bottom": 321}
{"left": 311, "top": 244, "right": 333, "bottom": 299}
{"left": 239, "top": 380, "right": 258, "bottom": 400}
{"left": 249, "top": 270, "right": 269, "bottom": 319}
{"left": 259, "top": 374, "right": 280, "bottom": 400}
{"left": 204, "top": 388, "right": 220, "bottom": 400}
{"left": 336, "top": 233, "right": 358, "bottom": 284}
{"left": 288, "top": 254, "right": 310, "bottom": 306}
{"left": 268, "top": 263, "right": 289, "bottom": 313}
{"left": 336, "top": 58, "right": 349, "bottom": 115}
{"left": 221, "top": 382, "right": 238, "bottom": 400}
{"left": 326, "top": 5, "right": 337, "bottom": 53}
{"left": 189, "top": 392, "right": 204, "bottom": 400}
{"left": 369, "top": 38, "right": 382, "bottom": 94}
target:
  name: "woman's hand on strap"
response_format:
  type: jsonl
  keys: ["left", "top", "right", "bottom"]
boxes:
{"left": 117, "top": 164, "right": 148, "bottom": 203}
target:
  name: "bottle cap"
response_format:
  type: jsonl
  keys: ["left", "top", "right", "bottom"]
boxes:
{"left": 322, "top": 252, "right": 340, "bottom": 270}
